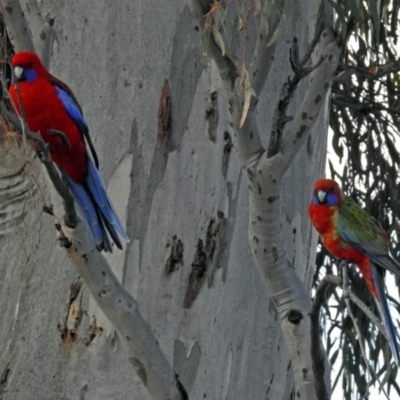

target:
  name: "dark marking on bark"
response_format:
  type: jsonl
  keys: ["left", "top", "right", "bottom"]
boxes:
{"left": 40, "top": 31, "right": 46, "bottom": 41}
{"left": 263, "top": 248, "right": 267, "bottom": 253}
{"left": 267, "top": 195, "right": 278, "bottom": 203}
{"left": 257, "top": 216, "right": 262, "bottom": 221}
{"left": 206, "top": 91, "right": 219, "bottom": 141}
{"left": 175, "top": 373, "right": 189, "bottom": 400}
{"left": 183, "top": 239, "right": 207, "bottom": 308}
{"left": 129, "top": 358, "right": 147, "bottom": 385}
{"left": 302, "top": 367, "right": 308, "bottom": 380}
{"left": 58, "top": 277, "right": 83, "bottom": 344}
{"left": 82, "top": 253, "right": 88, "bottom": 262}
{"left": 307, "top": 135, "right": 313, "bottom": 157}
{"left": 324, "top": 82, "right": 330, "bottom": 90}
{"left": 0, "top": 366, "right": 11, "bottom": 395}
{"left": 126, "top": 335, "right": 131, "bottom": 341}
{"left": 272, "top": 245, "right": 278, "bottom": 262}
{"left": 293, "top": 228, "right": 297, "bottom": 234}
{"left": 217, "top": 210, "right": 224, "bottom": 219}
{"left": 4, "top": 6, "right": 12, "bottom": 14}
{"left": 314, "top": 95, "right": 321, "bottom": 104}
{"left": 249, "top": 131, "right": 253, "bottom": 139}
{"left": 79, "top": 383, "right": 88, "bottom": 400}
{"left": 184, "top": 217, "right": 227, "bottom": 305}
{"left": 288, "top": 309, "right": 303, "bottom": 325}
{"left": 257, "top": 182, "right": 262, "bottom": 195}
{"left": 296, "top": 125, "right": 307, "bottom": 139}
{"left": 297, "top": 390, "right": 301, "bottom": 398}
{"left": 59, "top": 235, "right": 72, "bottom": 248}
{"left": 165, "top": 235, "right": 184, "bottom": 275}
{"left": 287, "top": 361, "right": 291, "bottom": 371}
{"left": 328, "top": 54, "right": 333, "bottom": 61}
{"left": 301, "top": 112, "right": 307, "bottom": 120}
{"left": 102, "top": 271, "right": 106, "bottom": 276}
{"left": 157, "top": 79, "right": 172, "bottom": 144}
{"left": 83, "top": 317, "right": 103, "bottom": 346}
{"left": 253, "top": 236, "right": 259, "bottom": 244}
{"left": 222, "top": 131, "right": 232, "bottom": 178}
{"left": 43, "top": 205, "right": 54, "bottom": 215}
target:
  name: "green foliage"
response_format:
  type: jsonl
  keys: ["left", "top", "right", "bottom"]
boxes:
{"left": 316, "top": 0, "right": 400, "bottom": 398}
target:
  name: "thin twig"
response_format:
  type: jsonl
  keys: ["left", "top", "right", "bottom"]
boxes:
{"left": 268, "top": 25, "right": 326, "bottom": 158}
{"left": 311, "top": 274, "right": 341, "bottom": 400}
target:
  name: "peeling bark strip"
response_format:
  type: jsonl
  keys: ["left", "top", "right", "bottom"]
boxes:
{"left": 206, "top": 91, "right": 219, "bottom": 142}
{"left": 157, "top": 79, "right": 172, "bottom": 143}
{"left": 58, "top": 277, "right": 83, "bottom": 344}
{"left": 165, "top": 235, "right": 184, "bottom": 275}
{"left": 183, "top": 217, "right": 227, "bottom": 307}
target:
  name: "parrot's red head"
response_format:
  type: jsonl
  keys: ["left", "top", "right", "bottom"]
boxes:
{"left": 311, "top": 179, "right": 343, "bottom": 207}
{"left": 11, "top": 51, "right": 48, "bottom": 82}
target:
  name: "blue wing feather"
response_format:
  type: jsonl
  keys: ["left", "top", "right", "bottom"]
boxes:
{"left": 86, "top": 159, "right": 129, "bottom": 242}
{"left": 62, "top": 158, "right": 128, "bottom": 252}
{"left": 50, "top": 75, "right": 99, "bottom": 168}
{"left": 371, "top": 264, "right": 400, "bottom": 365}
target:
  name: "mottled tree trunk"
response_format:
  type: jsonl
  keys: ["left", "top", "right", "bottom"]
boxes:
{"left": 0, "top": 1, "right": 331, "bottom": 399}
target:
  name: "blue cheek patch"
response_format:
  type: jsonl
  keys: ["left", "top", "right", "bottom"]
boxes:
{"left": 326, "top": 192, "right": 339, "bottom": 206}
{"left": 56, "top": 86, "right": 87, "bottom": 128}
{"left": 24, "top": 69, "right": 37, "bottom": 82}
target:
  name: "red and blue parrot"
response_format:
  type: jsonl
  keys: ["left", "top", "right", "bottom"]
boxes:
{"left": 309, "top": 178, "right": 400, "bottom": 365}
{"left": 9, "top": 51, "right": 129, "bottom": 252}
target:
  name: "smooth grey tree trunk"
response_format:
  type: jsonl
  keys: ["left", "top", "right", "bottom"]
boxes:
{"left": 0, "top": 0, "right": 330, "bottom": 399}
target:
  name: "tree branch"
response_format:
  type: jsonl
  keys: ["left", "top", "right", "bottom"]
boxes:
{"left": 0, "top": 0, "right": 34, "bottom": 52}
{"left": 278, "top": 32, "right": 340, "bottom": 174}
{"left": 1, "top": 104, "right": 185, "bottom": 399}
{"left": 64, "top": 222, "right": 186, "bottom": 400}
{"left": 22, "top": 0, "right": 55, "bottom": 68}
{"left": 311, "top": 275, "right": 341, "bottom": 400}
{"left": 268, "top": 24, "right": 326, "bottom": 158}
{"left": 248, "top": 0, "right": 286, "bottom": 98}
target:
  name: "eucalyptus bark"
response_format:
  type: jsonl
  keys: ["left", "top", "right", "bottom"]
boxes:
{"left": 0, "top": 0, "right": 335, "bottom": 399}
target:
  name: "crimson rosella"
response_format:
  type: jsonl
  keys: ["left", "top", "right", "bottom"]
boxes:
{"left": 309, "top": 178, "right": 400, "bottom": 365}
{"left": 9, "top": 51, "right": 129, "bottom": 252}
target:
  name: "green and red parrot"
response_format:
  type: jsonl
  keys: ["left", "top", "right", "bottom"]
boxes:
{"left": 309, "top": 178, "right": 400, "bottom": 365}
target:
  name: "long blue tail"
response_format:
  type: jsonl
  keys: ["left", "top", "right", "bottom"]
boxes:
{"left": 371, "top": 264, "right": 400, "bottom": 365}
{"left": 63, "top": 158, "right": 129, "bottom": 252}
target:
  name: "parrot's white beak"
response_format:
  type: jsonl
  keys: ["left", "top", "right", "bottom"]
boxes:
{"left": 317, "top": 190, "right": 326, "bottom": 203}
{"left": 14, "top": 66, "right": 24, "bottom": 80}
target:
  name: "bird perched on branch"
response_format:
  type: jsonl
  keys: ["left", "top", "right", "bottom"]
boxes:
{"left": 309, "top": 178, "right": 400, "bottom": 365}
{"left": 9, "top": 51, "right": 129, "bottom": 252}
